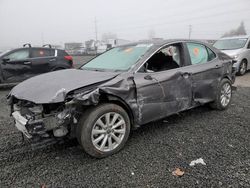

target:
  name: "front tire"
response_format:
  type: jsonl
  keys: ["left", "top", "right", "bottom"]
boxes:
{"left": 210, "top": 79, "right": 232, "bottom": 110}
{"left": 77, "top": 103, "right": 131, "bottom": 158}
{"left": 237, "top": 60, "right": 247, "bottom": 76}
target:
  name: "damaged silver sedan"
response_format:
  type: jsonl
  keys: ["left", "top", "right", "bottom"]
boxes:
{"left": 7, "top": 40, "right": 236, "bottom": 158}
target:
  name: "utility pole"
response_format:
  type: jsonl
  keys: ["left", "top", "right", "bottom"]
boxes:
{"left": 94, "top": 17, "right": 98, "bottom": 41}
{"left": 41, "top": 32, "right": 44, "bottom": 45}
{"left": 188, "top": 25, "right": 192, "bottom": 39}
{"left": 94, "top": 17, "right": 98, "bottom": 55}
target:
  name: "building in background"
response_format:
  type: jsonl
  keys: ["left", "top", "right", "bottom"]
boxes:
{"left": 106, "top": 39, "right": 131, "bottom": 48}
{"left": 65, "top": 38, "right": 131, "bottom": 55}
{"left": 65, "top": 42, "right": 86, "bottom": 55}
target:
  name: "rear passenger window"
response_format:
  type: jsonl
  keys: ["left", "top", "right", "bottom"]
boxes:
{"left": 31, "top": 49, "right": 53, "bottom": 58}
{"left": 186, "top": 43, "right": 208, "bottom": 65}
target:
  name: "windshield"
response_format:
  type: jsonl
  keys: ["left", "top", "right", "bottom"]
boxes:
{"left": 0, "top": 50, "right": 10, "bottom": 57}
{"left": 81, "top": 44, "right": 152, "bottom": 71}
{"left": 213, "top": 38, "right": 248, "bottom": 50}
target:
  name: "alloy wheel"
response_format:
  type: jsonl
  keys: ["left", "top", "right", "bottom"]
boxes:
{"left": 91, "top": 112, "right": 126, "bottom": 152}
{"left": 220, "top": 83, "right": 232, "bottom": 107}
{"left": 240, "top": 61, "right": 247, "bottom": 75}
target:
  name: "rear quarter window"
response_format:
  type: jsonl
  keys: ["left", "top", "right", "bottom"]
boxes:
{"left": 57, "top": 50, "right": 68, "bottom": 57}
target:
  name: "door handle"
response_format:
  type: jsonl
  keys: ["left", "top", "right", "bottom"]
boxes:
{"left": 215, "top": 64, "right": 221, "bottom": 69}
{"left": 49, "top": 58, "right": 56, "bottom": 62}
{"left": 23, "top": 61, "right": 31, "bottom": 65}
{"left": 144, "top": 75, "right": 153, "bottom": 80}
{"left": 181, "top": 72, "right": 191, "bottom": 78}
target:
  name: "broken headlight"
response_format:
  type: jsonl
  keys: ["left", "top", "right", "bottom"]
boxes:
{"left": 28, "top": 105, "right": 43, "bottom": 114}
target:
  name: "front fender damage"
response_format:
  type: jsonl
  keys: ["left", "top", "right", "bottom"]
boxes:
{"left": 71, "top": 75, "right": 140, "bottom": 127}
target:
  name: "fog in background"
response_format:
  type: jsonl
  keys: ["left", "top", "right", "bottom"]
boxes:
{"left": 0, "top": 0, "right": 249, "bottom": 50}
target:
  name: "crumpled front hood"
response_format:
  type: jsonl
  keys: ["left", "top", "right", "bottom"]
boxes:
{"left": 9, "top": 69, "right": 119, "bottom": 104}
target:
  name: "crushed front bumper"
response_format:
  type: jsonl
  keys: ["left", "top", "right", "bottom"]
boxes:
{"left": 12, "top": 111, "right": 32, "bottom": 138}
{"left": 12, "top": 108, "right": 73, "bottom": 139}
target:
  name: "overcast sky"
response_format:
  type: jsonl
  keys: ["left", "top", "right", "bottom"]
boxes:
{"left": 0, "top": 0, "right": 249, "bottom": 50}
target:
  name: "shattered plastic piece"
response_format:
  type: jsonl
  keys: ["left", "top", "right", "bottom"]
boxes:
{"left": 189, "top": 158, "right": 206, "bottom": 166}
{"left": 172, "top": 168, "right": 184, "bottom": 177}
{"left": 75, "top": 89, "right": 100, "bottom": 105}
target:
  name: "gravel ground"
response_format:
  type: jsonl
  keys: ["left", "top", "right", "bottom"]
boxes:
{"left": 0, "top": 66, "right": 250, "bottom": 187}
{"left": 234, "top": 71, "right": 250, "bottom": 87}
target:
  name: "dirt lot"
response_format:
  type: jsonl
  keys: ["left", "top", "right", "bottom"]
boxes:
{"left": 0, "top": 67, "right": 250, "bottom": 187}
{"left": 73, "top": 55, "right": 94, "bottom": 68}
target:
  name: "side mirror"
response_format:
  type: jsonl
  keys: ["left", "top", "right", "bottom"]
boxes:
{"left": 2, "top": 57, "right": 10, "bottom": 63}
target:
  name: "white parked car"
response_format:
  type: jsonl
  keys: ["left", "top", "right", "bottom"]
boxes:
{"left": 213, "top": 35, "right": 250, "bottom": 75}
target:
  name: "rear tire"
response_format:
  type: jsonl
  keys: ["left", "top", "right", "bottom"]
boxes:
{"left": 210, "top": 79, "right": 232, "bottom": 110}
{"left": 77, "top": 103, "right": 131, "bottom": 158}
{"left": 237, "top": 60, "right": 247, "bottom": 76}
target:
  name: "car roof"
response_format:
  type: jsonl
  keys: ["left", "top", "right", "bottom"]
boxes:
{"left": 117, "top": 39, "right": 211, "bottom": 48}
{"left": 7, "top": 47, "right": 56, "bottom": 51}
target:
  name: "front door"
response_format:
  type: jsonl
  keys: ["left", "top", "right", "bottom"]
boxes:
{"left": 133, "top": 70, "right": 192, "bottom": 124}
{"left": 133, "top": 42, "right": 192, "bottom": 125}
{"left": 0, "top": 48, "right": 32, "bottom": 83}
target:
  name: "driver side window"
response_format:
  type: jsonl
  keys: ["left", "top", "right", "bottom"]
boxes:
{"left": 139, "top": 43, "right": 183, "bottom": 73}
{"left": 5, "top": 49, "right": 29, "bottom": 61}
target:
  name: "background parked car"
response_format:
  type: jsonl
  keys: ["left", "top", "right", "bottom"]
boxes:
{"left": 213, "top": 35, "right": 250, "bottom": 75}
{"left": 0, "top": 44, "right": 73, "bottom": 84}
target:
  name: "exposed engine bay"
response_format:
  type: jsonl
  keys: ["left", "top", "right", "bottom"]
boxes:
{"left": 11, "top": 98, "right": 79, "bottom": 140}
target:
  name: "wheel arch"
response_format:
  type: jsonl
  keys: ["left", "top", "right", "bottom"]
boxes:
{"left": 242, "top": 58, "right": 248, "bottom": 68}
{"left": 51, "top": 66, "right": 67, "bottom": 71}
{"left": 242, "top": 58, "right": 248, "bottom": 63}
{"left": 98, "top": 93, "right": 135, "bottom": 129}
{"left": 221, "top": 75, "right": 233, "bottom": 83}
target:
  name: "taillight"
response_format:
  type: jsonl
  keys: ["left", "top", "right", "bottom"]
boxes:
{"left": 64, "top": 55, "right": 74, "bottom": 67}
{"left": 64, "top": 55, "right": 73, "bottom": 61}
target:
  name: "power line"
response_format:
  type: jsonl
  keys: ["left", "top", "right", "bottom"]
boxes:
{"left": 100, "top": 8, "right": 250, "bottom": 33}
{"left": 98, "top": 0, "right": 242, "bottom": 28}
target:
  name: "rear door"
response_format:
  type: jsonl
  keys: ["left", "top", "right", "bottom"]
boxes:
{"left": 0, "top": 48, "right": 32, "bottom": 82}
{"left": 29, "top": 48, "right": 55, "bottom": 74}
{"left": 183, "top": 42, "right": 222, "bottom": 103}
